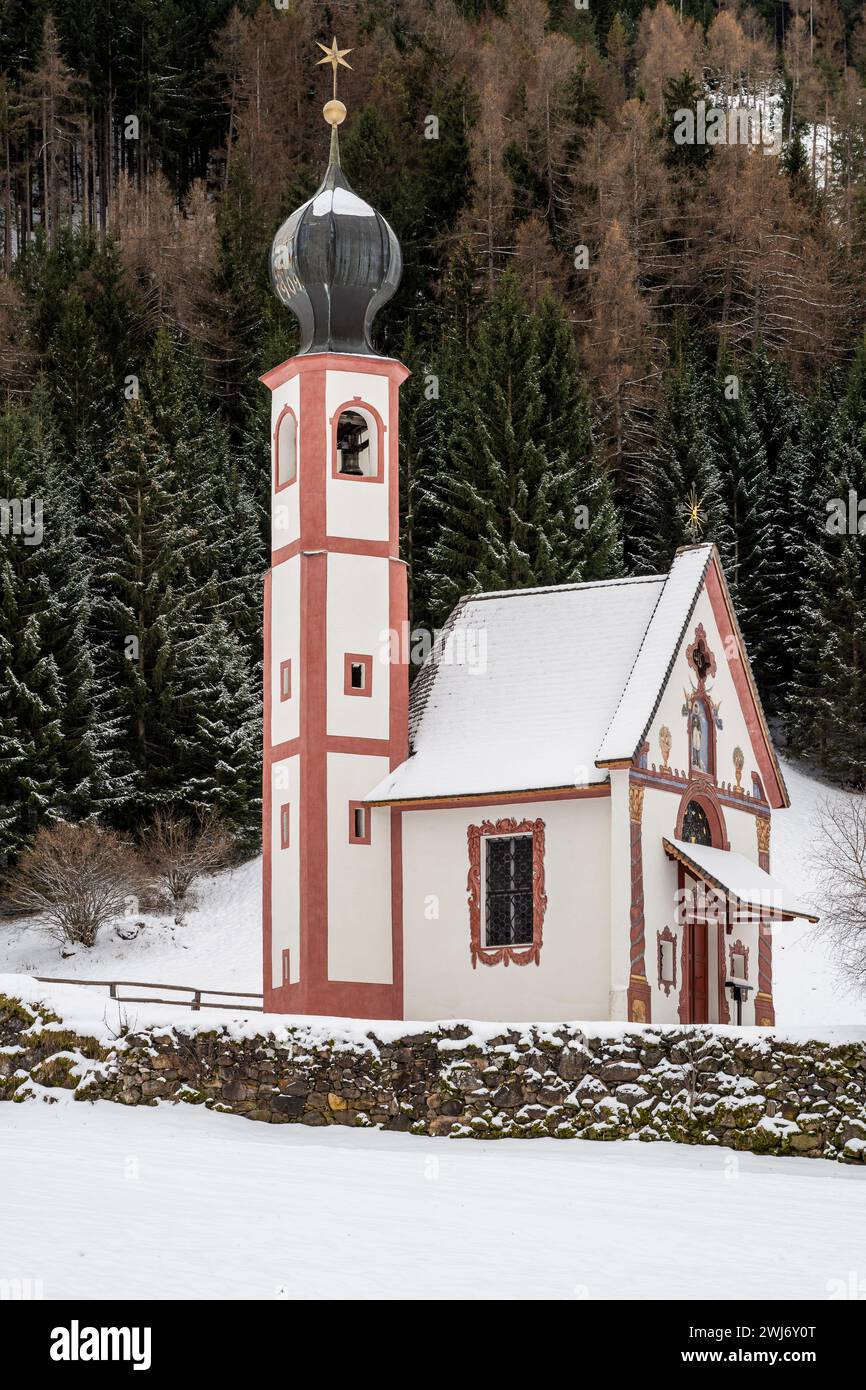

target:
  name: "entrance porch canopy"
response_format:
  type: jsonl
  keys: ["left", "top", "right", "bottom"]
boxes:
{"left": 662, "top": 837, "right": 819, "bottom": 924}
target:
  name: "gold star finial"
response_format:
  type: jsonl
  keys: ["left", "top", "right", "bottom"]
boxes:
{"left": 316, "top": 37, "right": 352, "bottom": 101}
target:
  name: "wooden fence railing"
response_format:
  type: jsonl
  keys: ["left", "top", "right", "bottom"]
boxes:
{"left": 34, "top": 977, "right": 264, "bottom": 1012}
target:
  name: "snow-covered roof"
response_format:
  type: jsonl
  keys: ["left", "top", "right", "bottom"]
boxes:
{"left": 365, "top": 541, "right": 788, "bottom": 806}
{"left": 367, "top": 564, "right": 689, "bottom": 803}
{"left": 596, "top": 545, "right": 711, "bottom": 765}
{"left": 663, "top": 838, "right": 818, "bottom": 922}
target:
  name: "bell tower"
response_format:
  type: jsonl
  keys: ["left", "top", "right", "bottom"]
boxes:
{"left": 261, "top": 38, "right": 408, "bottom": 1016}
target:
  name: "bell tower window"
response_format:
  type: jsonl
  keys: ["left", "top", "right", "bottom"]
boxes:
{"left": 331, "top": 402, "right": 383, "bottom": 482}
{"left": 337, "top": 409, "right": 373, "bottom": 476}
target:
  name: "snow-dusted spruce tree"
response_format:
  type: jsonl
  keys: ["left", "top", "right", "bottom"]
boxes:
{"left": 743, "top": 351, "right": 804, "bottom": 718}
{"left": 810, "top": 792, "right": 866, "bottom": 995}
{"left": 789, "top": 345, "right": 866, "bottom": 782}
{"left": 711, "top": 359, "right": 773, "bottom": 686}
{"left": 634, "top": 336, "right": 730, "bottom": 574}
{"left": 0, "top": 395, "right": 114, "bottom": 866}
{"left": 427, "top": 274, "right": 620, "bottom": 625}
{"left": 3, "top": 821, "right": 140, "bottom": 949}
{"left": 140, "top": 809, "right": 234, "bottom": 924}
{"left": 138, "top": 328, "right": 265, "bottom": 663}
{"left": 90, "top": 394, "right": 261, "bottom": 850}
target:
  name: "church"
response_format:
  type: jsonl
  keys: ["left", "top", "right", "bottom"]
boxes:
{"left": 259, "top": 43, "right": 816, "bottom": 1028}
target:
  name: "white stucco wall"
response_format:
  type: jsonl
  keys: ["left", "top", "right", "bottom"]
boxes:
{"left": 270, "top": 755, "right": 300, "bottom": 987}
{"left": 270, "top": 555, "right": 300, "bottom": 747}
{"left": 401, "top": 796, "right": 610, "bottom": 1022}
{"left": 608, "top": 769, "right": 632, "bottom": 1020}
{"left": 326, "top": 551, "right": 390, "bottom": 741}
{"left": 325, "top": 368, "right": 391, "bottom": 542}
{"left": 327, "top": 752, "right": 393, "bottom": 984}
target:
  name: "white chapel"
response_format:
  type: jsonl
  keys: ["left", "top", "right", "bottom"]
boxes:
{"left": 259, "top": 56, "right": 815, "bottom": 1027}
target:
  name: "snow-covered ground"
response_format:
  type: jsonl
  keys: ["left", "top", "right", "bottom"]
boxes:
{"left": 1, "top": 1100, "right": 862, "bottom": 1301}
{"left": 0, "top": 758, "right": 863, "bottom": 1027}
{"left": 772, "top": 761, "right": 863, "bottom": 1025}
{"left": 0, "top": 854, "right": 262, "bottom": 994}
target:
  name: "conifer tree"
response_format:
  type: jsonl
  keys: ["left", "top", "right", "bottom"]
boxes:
{"left": 744, "top": 350, "right": 804, "bottom": 716}
{"left": 428, "top": 276, "right": 619, "bottom": 623}
{"left": 397, "top": 323, "right": 451, "bottom": 641}
{"left": 91, "top": 399, "right": 261, "bottom": 845}
{"left": 0, "top": 396, "right": 111, "bottom": 861}
{"left": 711, "top": 364, "right": 773, "bottom": 687}
{"left": 139, "top": 328, "right": 266, "bottom": 661}
{"left": 634, "top": 348, "right": 725, "bottom": 573}
{"left": 789, "top": 344, "right": 866, "bottom": 781}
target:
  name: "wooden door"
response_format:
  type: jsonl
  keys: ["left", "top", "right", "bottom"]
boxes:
{"left": 690, "top": 922, "right": 709, "bottom": 1024}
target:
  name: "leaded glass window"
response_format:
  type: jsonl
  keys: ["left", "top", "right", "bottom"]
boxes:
{"left": 485, "top": 835, "right": 533, "bottom": 947}
{"left": 682, "top": 800, "right": 712, "bottom": 846}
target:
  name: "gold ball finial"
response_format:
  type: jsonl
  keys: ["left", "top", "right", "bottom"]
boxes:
{"left": 323, "top": 99, "right": 347, "bottom": 127}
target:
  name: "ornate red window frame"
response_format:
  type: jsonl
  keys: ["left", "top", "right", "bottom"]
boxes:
{"left": 675, "top": 783, "right": 729, "bottom": 850}
{"left": 657, "top": 924, "right": 677, "bottom": 995}
{"left": 685, "top": 622, "right": 718, "bottom": 780}
{"left": 467, "top": 817, "right": 547, "bottom": 968}
{"left": 729, "top": 938, "right": 750, "bottom": 981}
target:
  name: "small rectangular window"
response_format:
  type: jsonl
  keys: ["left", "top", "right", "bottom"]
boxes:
{"left": 484, "top": 835, "right": 533, "bottom": 947}
{"left": 280, "top": 803, "right": 290, "bottom": 850}
{"left": 349, "top": 801, "right": 371, "bottom": 845}
{"left": 344, "top": 653, "right": 372, "bottom": 698}
{"left": 731, "top": 952, "right": 746, "bottom": 980}
{"left": 660, "top": 938, "right": 675, "bottom": 984}
{"left": 280, "top": 659, "right": 292, "bottom": 701}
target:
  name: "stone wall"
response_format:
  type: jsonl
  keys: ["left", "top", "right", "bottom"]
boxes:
{"left": 1, "top": 991, "right": 865, "bottom": 1162}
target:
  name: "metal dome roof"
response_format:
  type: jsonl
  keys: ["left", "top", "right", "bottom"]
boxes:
{"left": 269, "top": 129, "right": 402, "bottom": 357}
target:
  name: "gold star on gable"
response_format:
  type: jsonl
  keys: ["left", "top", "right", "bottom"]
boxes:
{"left": 316, "top": 37, "right": 353, "bottom": 99}
{"left": 681, "top": 485, "right": 708, "bottom": 537}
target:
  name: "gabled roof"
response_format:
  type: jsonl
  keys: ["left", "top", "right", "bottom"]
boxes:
{"left": 366, "top": 572, "right": 666, "bottom": 804}
{"left": 365, "top": 543, "right": 786, "bottom": 807}
{"left": 596, "top": 544, "right": 712, "bottom": 766}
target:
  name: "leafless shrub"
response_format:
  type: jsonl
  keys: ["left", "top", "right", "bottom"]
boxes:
{"left": 3, "top": 822, "right": 141, "bottom": 949}
{"left": 140, "top": 810, "right": 234, "bottom": 924}
{"left": 810, "top": 791, "right": 866, "bottom": 994}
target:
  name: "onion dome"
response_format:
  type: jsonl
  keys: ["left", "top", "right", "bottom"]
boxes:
{"left": 269, "top": 92, "right": 402, "bottom": 357}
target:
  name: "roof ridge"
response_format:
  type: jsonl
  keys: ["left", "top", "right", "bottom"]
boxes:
{"left": 595, "top": 545, "right": 713, "bottom": 765}
{"left": 465, "top": 573, "right": 665, "bottom": 604}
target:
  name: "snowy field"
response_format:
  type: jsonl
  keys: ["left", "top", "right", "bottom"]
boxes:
{"left": 0, "top": 758, "right": 862, "bottom": 1028}
{"left": 1, "top": 1100, "right": 863, "bottom": 1301}
{"left": 0, "top": 853, "right": 262, "bottom": 994}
